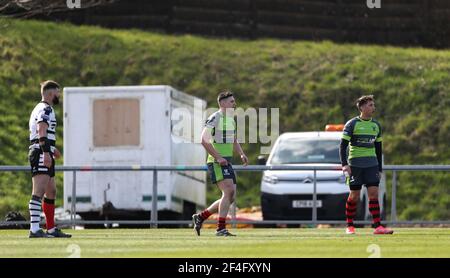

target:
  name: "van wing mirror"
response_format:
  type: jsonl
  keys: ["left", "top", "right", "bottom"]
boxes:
{"left": 257, "top": 155, "right": 267, "bottom": 165}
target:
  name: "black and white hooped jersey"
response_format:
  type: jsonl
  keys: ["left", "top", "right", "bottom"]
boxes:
{"left": 29, "top": 101, "right": 57, "bottom": 146}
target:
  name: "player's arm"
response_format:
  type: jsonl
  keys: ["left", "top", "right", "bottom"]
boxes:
{"left": 375, "top": 123, "right": 383, "bottom": 172}
{"left": 37, "top": 122, "right": 52, "bottom": 168}
{"left": 339, "top": 139, "right": 350, "bottom": 175}
{"left": 375, "top": 142, "right": 382, "bottom": 172}
{"left": 201, "top": 127, "right": 227, "bottom": 166}
{"left": 340, "top": 120, "right": 353, "bottom": 175}
{"left": 234, "top": 137, "right": 248, "bottom": 166}
{"left": 53, "top": 147, "right": 61, "bottom": 159}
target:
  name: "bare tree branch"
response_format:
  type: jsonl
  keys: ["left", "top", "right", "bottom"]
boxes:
{"left": 0, "top": 0, "right": 116, "bottom": 17}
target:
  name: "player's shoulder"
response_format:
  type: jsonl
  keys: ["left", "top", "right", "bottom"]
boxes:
{"left": 371, "top": 118, "right": 382, "bottom": 126}
{"left": 32, "top": 102, "right": 45, "bottom": 113}
{"left": 44, "top": 105, "right": 53, "bottom": 114}
{"left": 344, "top": 117, "right": 359, "bottom": 127}
{"left": 32, "top": 103, "right": 53, "bottom": 120}
{"left": 205, "top": 110, "right": 221, "bottom": 125}
{"left": 35, "top": 102, "right": 52, "bottom": 110}
{"left": 209, "top": 110, "right": 222, "bottom": 118}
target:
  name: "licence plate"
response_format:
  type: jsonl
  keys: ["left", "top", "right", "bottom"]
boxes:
{"left": 292, "top": 200, "right": 322, "bottom": 208}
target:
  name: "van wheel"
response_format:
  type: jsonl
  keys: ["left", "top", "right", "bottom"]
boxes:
{"left": 260, "top": 211, "right": 277, "bottom": 228}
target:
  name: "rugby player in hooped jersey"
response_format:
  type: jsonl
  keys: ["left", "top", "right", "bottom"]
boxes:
{"left": 340, "top": 95, "right": 393, "bottom": 235}
{"left": 28, "top": 80, "right": 71, "bottom": 238}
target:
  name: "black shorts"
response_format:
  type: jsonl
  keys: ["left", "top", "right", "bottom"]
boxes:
{"left": 347, "top": 165, "right": 380, "bottom": 191}
{"left": 28, "top": 148, "right": 55, "bottom": 177}
{"left": 207, "top": 162, "right": 236, "bottom": 184}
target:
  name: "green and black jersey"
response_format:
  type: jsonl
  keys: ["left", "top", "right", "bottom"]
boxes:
{"left": 340, "top": 116, "right": 382, "bottom": 168}
{"left": 205, "top": 111, "right": 236, "bottom": 163}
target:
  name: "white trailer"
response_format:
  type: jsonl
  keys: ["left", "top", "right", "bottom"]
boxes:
{"left": 63, "top": 86, "right": 206, "bottom": 220}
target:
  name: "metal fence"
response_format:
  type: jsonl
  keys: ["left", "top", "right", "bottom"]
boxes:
{"left": 0, "top": 165, "right": 449, "bottom": 228}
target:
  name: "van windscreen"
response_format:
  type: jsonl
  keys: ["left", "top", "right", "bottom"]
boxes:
{"left": 270, "top": 139, "right": 340, "bottom": 164}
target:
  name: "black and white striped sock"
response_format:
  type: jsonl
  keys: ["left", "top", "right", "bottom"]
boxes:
{"left": 29, "top": 195, "right": 42, "bottom": 233}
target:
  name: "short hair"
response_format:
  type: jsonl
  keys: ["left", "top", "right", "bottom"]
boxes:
{"left": 217, "top": 91, "right": 234, "bottom": 103}
{"left": 356, "top": 95, "right": 374, "bottom": 111}
{"left": 40, "top": 80, "right": 60, "bottom": 93}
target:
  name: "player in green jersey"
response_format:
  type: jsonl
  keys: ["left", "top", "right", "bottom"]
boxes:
{"left": 340, "top": 95, "right": 393, "bottom": 235}
{"left": 192, "top": 91, "right": 248, "bottom": 236}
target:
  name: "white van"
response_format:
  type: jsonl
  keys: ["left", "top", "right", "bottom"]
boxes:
{"left": 259, "top": 126, "right": 386, "bottom": 221}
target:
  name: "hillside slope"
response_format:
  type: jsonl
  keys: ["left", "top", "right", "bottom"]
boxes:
{"left": 0, "top": 19, "right": 449, "bottom": 220}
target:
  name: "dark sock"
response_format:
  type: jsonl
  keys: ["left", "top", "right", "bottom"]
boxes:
{"left": 346, "top": 198, "right": 357, "bottom": 227}
{"left": 369, "top": 198, "right": 381, "bottom": 228}
{"left": 217, "top": 217, "right": 226, "bottom": 231}
{"left": 199, "top": 209, "right": 212, "bottom": 221}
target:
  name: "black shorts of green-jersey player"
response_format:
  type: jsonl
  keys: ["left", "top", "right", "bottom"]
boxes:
{"left": 341, "top": 116, "right": 383, "bottom": 191}
{"left": 347, "top": 165, "right": 380, "bottom": 191}
{"left": 207, "top": 158, "right": 236, "bottom": 184}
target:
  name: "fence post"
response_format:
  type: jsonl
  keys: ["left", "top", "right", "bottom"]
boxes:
{"left": 71, "top": 170, "right": 77, "bottom": 230}
{"left": 391, "top": 171, "right": 397, "bottom": 223}
{"left": 250, "top": 0, "right": 257, "bottom": 39}
{"left": 312, "top": 169, "right": 317, "bottom": 225}
{"left": 231, "top": 188, "right": 236, "bottom": 228}
{"left": 151, "top": 169, "right": 158, "bottom": 228}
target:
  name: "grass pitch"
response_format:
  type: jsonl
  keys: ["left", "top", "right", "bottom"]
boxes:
{"left": 0, "top": 228, "right": 448, "bottom": 258}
